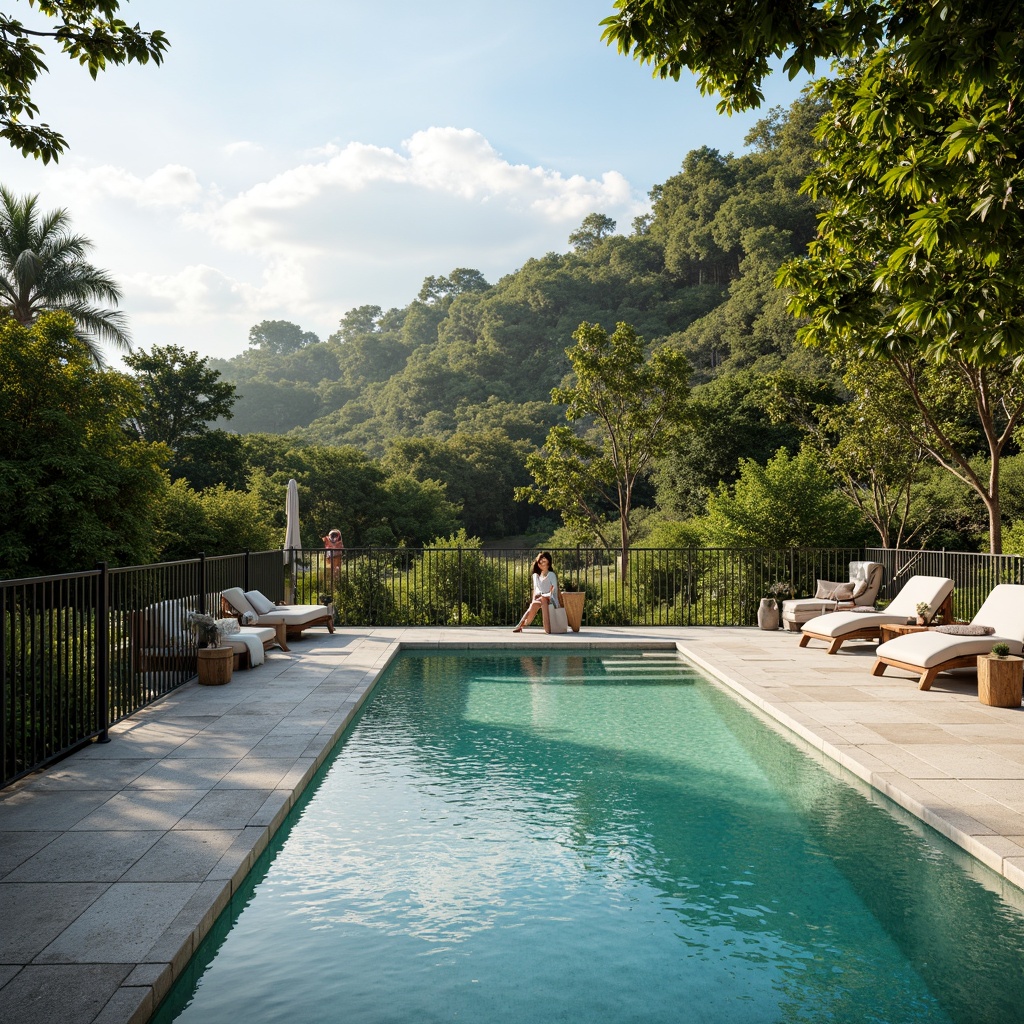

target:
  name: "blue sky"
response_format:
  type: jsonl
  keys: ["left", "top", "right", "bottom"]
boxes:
{"left": 1, "top": 0, "right": 809, "bottom": 360}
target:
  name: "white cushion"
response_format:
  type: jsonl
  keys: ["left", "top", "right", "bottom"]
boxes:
{"left": 847, "top": 561, "right": 883, "bottom": 605}
{"left": 223, "top": 625, "right": 276, "bottom": 648}
{"left": 142, "top": 599, "right": 189, "bottom": 646}
{"left": 802, "top": 610, "right": 909, "bottom": 639}
{"left": 877, "top": 631, "right": 1023, "bottom": 668}
{"left": 246, "top": 604, "right": 330, "bottom": 626}
{"left": 971, "top": 584, "right": 1024, "bottom": 642}
{"left": 884, "top": 576, "right": 955, "bottom": 617}
{"left": 245, "top": 590, "right": 276, "bottom": 615}
{"left": 222, "top": 587, "right": 256, "bottom": 617}
{"left": 782, "top": 598, "right": 844, "bottom": 625}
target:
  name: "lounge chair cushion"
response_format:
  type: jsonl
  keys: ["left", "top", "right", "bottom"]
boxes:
{"left": 876, "top": 631, "right": 1022, "bottom": 668}
{"left": 222, "top": 587, "right": 257, "bottom": 617}
{"left": 883, "top": 576, "right": 956, "bottom": 618}
{"left": 801, "top": 609, "right": 912, "bottom": 639}
{"left": 245, "top": 590, "right": 277, "bottom": 615}
{"left": 248, "top": 604, "right": 332, "bottom": 627}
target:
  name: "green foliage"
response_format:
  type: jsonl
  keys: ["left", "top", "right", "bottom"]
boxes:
{"left": 0, "top": 312, "right": 168, "bottom": 576}
{"left": 700, "top": 447, "right": 866, "bottom": 548}
{"left": 0, "top": 186, "right": 129, "bottom": 361}
{"left": 248, "top": 320, "right": 319, "bottom": 355}
{"left": 0, "top": 2, "right": 168, "bottom": 162}
{"left": 568, "top": 213, "right": 617, "bottom": 253}
{"left": 157, "top": 480, "right": 277, "bottom": 560}
{"left": 517, "top": 320, "right": 691, "bottom": 568}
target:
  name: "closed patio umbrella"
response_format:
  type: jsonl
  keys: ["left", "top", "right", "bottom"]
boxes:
{"left": 284, "top": 478, "right": 301, "bottom": 601}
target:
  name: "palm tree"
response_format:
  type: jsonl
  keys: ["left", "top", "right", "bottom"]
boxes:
{"left": 0, "top": 186, "right": 131, "bottom": 363}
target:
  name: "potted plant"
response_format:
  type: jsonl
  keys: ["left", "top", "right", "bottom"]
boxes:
{"left": 757, "top": 582, "right": 788, "bottom": 630}
{"left": 559, "top": 578, "right": 586, "bottom": 633}
{"left": 187, "top": 612, "right": 233, "bottom": 685}
{"left": 915, "top": 602, "right": 932, "bottom": 626}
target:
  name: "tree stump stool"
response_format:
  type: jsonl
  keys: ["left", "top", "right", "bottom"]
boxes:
{"left": 978, "top": 655, "right": 1023, "bottom": 707}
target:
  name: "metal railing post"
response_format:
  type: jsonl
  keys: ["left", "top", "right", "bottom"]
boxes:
{"left": 458, "top": 547, "right": 463, "bottom": 625}
{"left": 198, "top": 553, "right": 206, "bottom": 615}
{"left": 96, "top": 562, "right": 110, "bottom": 743}
{"left": 244, "top": 549, "right": 251, "bottom": 592}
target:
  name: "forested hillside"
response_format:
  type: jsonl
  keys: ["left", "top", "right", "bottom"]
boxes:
{"left": 201, "top": 95, "right": 1024, "bottom": 553}
{"left": 205, "top": 99, "right": 828, "bottom": 536}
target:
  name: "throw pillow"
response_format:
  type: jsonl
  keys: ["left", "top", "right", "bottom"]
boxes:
{"left": 814, "top": 580, "right": 855, "bottom": 600}
{"left": 215, "top": 617, "right": 240, "bottom": 635}
{"left": 245, "top": 590, "right": 276, "bottom": 615}
{"left": 935, "top": 624, "right": 995, "bottom": 635}
{"left": 241, "top": 610, "right": 259, "bottom": 625}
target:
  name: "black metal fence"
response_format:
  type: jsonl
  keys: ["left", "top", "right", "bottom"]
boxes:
{"left": 866, "top": 548, "right": 1024, "bottom": 620}
{"left": 5, "top": 544, "right": 1024, "bottom": 789}
{"left": 1, "top": 550, "right": 284, "bottom": 788}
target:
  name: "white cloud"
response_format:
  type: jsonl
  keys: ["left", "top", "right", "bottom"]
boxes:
{"left": 205, "top": 127, "right": 642, "bottom": 254}
{"left": 11, "top": 127, "right": 649, "bottom": 358}
{"left": 60, "top": 163, "right": 204, "bottom": 209}
{"left": 222, "top": 141, "right": 264, "bottom": 157}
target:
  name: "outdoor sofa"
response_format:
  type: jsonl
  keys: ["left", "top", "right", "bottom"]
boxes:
{"left": 799, "top": 575, "right": 955, "bottom": 655}
{"left": 781, "top": 561, "right": 884, "bottom": 631}
{"left": 871, "top": 583, "right": 1024, "bottom": 690}
{"left": 132, "top": 598, "right": 283, "bottom": 673}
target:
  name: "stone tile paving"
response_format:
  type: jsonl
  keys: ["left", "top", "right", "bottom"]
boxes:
{"left": 2, "top": 624, "right": 1024, "bottom": 1022}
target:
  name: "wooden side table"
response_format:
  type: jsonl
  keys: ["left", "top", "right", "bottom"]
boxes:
{"left": 879, "top": 623, "right": 934, "bottom": 645}
{"left": 978, "top": 655, "right": 1024, "bottom": 707}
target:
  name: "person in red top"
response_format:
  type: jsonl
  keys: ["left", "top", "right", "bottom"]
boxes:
{"left": 323, "top": 529, "right": 344, "bottom": 574}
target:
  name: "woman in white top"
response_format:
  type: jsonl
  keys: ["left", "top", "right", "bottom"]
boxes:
{"left": 513, "top": 551, "right": 560, "bottom": 632}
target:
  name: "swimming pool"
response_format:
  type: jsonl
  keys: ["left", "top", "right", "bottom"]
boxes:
{"left": 153, "top": 649, "right": 1024, "bottom": 1023}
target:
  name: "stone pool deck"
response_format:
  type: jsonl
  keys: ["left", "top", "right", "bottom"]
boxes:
{"left": 3, "top": 624, "right": 1024, "bottom": 1023}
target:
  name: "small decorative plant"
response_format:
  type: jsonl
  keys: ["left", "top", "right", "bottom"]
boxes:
{"left": 767, "top": 580, "right": 792, "bottom": 605}
{"left": 991, "top": 642, "right": 1011, "bottom": 659}
{"left": 186, "top": 611, "right": 225, "bottom": 649}
{"left": 916, "top": 601, "right": 932, "bottom": 625}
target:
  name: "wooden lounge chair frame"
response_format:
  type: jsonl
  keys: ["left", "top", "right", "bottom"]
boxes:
{"left": 870, "top": 651, "right": 978, "bottom": 691}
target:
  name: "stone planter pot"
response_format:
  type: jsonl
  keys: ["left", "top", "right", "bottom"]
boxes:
{"left": 560, "top": 592, "right": 585, "bottom": 633}
{"left": 978, "top": 654, "right": 1023, "bottom": 707}
{"left": 197, "top": 646, "right": 233, "bottom": 685}
{"left": 757, "top": 598, "right": 780, "bottom": 631}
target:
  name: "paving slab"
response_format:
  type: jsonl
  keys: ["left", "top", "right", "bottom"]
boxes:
{"left": 4, "top": 624, "right": 1024, "bottom": 1023}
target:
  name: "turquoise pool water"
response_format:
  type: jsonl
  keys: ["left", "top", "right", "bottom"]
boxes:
{"left": 154, "top": 650, "right": 1024, "bottom": 1024}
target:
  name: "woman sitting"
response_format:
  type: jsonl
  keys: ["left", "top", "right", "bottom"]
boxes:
{"left": 513, "top": 551, "right": 560, "bottom": 632}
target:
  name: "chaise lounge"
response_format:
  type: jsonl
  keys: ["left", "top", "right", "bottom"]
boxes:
{"left": 220, "top": 588, "right": 335, "bottom": 650}
{"left": 871, "top": 583, "right": 1024, "bottom": 690}
{"left": 799, "top": 575, "right": 955, "bottom": 655}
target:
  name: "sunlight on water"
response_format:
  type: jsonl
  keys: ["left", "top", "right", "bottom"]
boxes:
{"left": 154, "top": 650, "right": 1024, "bottom": 1024}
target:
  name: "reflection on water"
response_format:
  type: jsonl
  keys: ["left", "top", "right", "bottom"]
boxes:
{"left": 154, "top": 650, "right": 1024, "bottom": 1024}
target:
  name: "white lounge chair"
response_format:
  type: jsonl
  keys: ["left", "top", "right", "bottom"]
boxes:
{"left": 221, "top": 587, "right": 334, "bottom": 649}
{"left": 800, "top": 575, "right": 955, "bottom": 655}
{"left": 781, "top": 561, "right": 884, "bottom": 631}
{"left": 871, "top": 583, "right": 1024, "bottom": 690}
